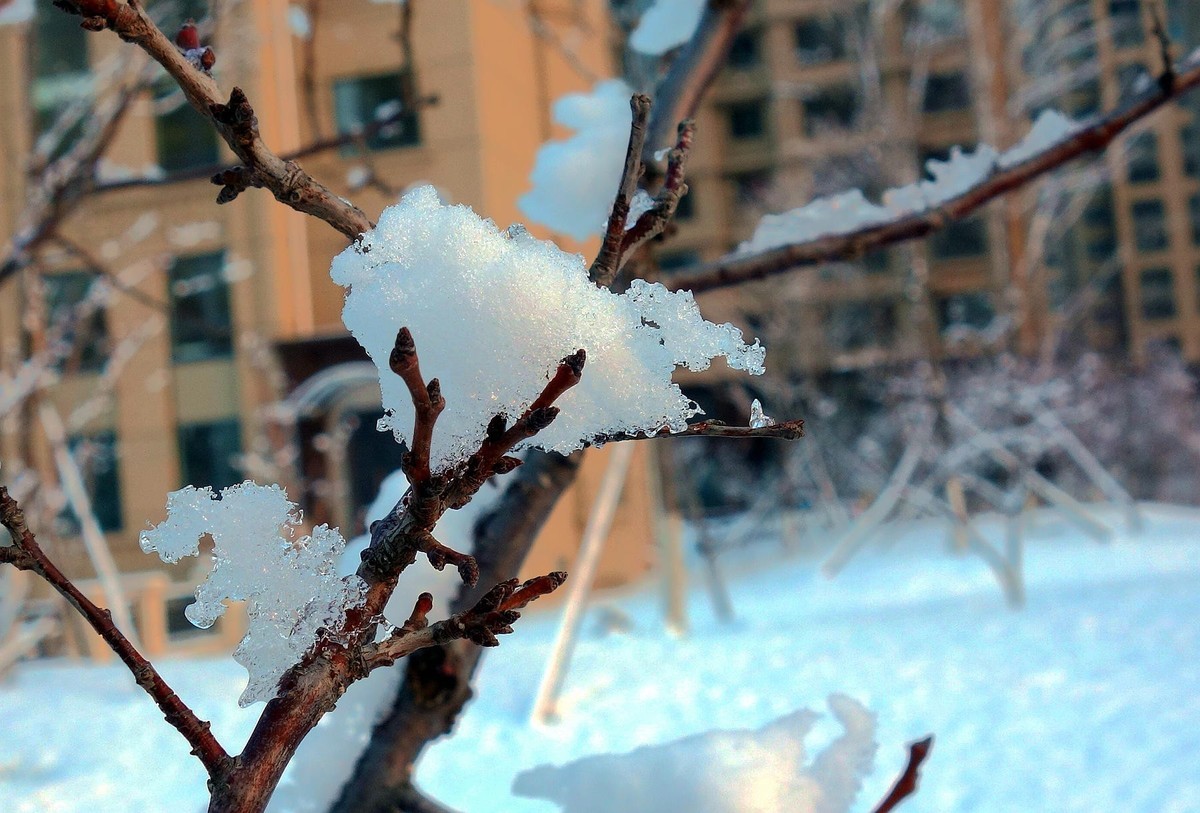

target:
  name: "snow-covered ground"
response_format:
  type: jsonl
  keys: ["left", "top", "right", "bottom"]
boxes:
{"left": 2, "top": 503, "right": 1199, "bottom": 812}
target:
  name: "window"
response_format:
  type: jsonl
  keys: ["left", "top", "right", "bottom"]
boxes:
{"left": 1190, "top": 194, "right": 1200, "bottom": 245}
{"left": 57, "top": 432, "right": 122, "bottom": 534}
{"left": 675, "top": 183, "right": 695, "bottom": 221}
{"left": 826, "top": 301, "right": 896, "bottom": 352}
{"left": 802, "top": 85, "right": 859, "bottom": 137}
{"left": 726, "top": 100, "right": 767, "bottom": 140}
{"left": 930, "top": 218, "right": 988, "bottom": 260}
{"left": 1138, "top": 268, "right": 1176, "bottom": 319}
{"left": 178, "top": 419, "right": 242, "bottom": 491}
{"left": 32, "top": 7, "right": 92, "bottom": 161}
{"left": 1183, "top": 123, "right": 1200, "bottom": 177}
{"left": 155, "top": 83, "right": 219, "bottom": 172}
{"left": 923, "top": 73, "right": 972, "bottom": 114}
{"left": 655, "top": 250, "right": 701, "bottom": 275}
{"left": 938, "top": 292, "right": 995, "bottom": 331}
{"left": 794, "top": 15, "right": 852, "bottom": 64}
{"left": 1109, "top": 0, "right": 1144, "bottom": 49}
{"left": 1131, "top": 199, "right": 1169, "bottom": 251}
{"left": 1065, "top": 79, "right": 1101, "bottom": 118}
{"left": 333, "top": 71, "right": 420, "bottom": 151}
{"left": 169, "top": 251, "right": 233, "bottom": 363}
{"left": 727, "top": 29, "right": 761, "bottom": 69}
{"left": 729, "top": 170, "right": 771, "bottom": 205}
{"left": 1125, "top": 131, "right": 1159, "bottom": 183}
{"left": 43, "top": 271, "right": 109, "bottom": 374}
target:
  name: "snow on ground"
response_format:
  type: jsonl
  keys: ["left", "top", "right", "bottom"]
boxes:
{"left": 2, "top": 503, "right": 1199, "bottom": 812}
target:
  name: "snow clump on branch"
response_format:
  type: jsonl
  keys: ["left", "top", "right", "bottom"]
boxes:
{"left": 518, "top": 79, "right": 637, "bottom": 241}
{"left": 738, "top": 109, "right": 1081, "bottom": 255}
{"left": 333, "top": 186, "right": 766, "bottom": 470}
{"left": 629, "top": 0, "right": 705, "bottom": 56}
{"left": 140, "top": 483, "right": 366, "bottom": 706}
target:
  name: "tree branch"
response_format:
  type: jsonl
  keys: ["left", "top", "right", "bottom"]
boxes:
{"left": 589, "top": 95, "right": 651, "bottom": 286}
{"left": 0, "top": 487, "right": 232, "bottom": 778}
{"left": 592, "top": 417, "right": 805, "bottom": 444}
{"left": 641, "top": 0, "right": 753, "bottom": 164}
{"left": 667, "top": 56, "right": 1200, "bottom": 294}
{"left": 870, "top": 736, "right": 934, "bottom": 813}
{"left": 620, "top": 119, "right": 695, "bottom": 259}
{"left": 54, "top": 0, "right": 373, "bottom": 240}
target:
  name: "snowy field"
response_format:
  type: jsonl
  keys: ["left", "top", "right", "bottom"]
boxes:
{"left": 1, "top": 503, "right": 1199, "bottom": 812}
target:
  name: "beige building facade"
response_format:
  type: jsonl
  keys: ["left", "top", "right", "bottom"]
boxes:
{"left": 655, "top": 0, "right": 1200, "bottom": 375}
{"left": 0, "top": 0, "right": 655, "bottom": 657}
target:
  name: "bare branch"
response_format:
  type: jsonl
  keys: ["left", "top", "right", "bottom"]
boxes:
{"left": 870, "top": 736, "right": 935, "bottom": 813}
{"left": 641, "top": 0, "right": 753, "bottom": 164}
{"left": 390, "top": 327, "right": 446, "bottom": 487}
{"left": 589, "top": 95, "right": 652, "bottom": 286}
{"left": 362, "top": 573, "right": 567, "bottom": 670}
{"left": 593, "top": 417, "right": 805, "bottom": 444}
{"left": 53, "top": 0, "right": 372, "bottom": 240}
{"left": 0, "top": 487, "right": 232, "bottom": 777}
{"left": 668, "top": 57, "right": 1200, "bottom": 294}
{"left": 620, "top": 119, "right": 696, "bottom": 258}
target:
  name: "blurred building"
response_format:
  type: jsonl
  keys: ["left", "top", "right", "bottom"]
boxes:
{"left": 644, "top": 0, "right": 1200, "bottom": 372}
{"left": 0, "top": 0, "right": 656, "bottom": 658}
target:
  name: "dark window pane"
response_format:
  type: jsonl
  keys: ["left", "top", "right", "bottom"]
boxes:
{"left": 727, "top": 100, "right": 767, "bottom": 139}
{"left": 35, "top": 8, "right": 89, "bottom": 79}
{"left": 346, "top": 410, "right": 406, "bottom": 527}
{"left": 1183, "top": 123, "right": 1200, "bottom": 177}
{"left": 931, "top": 218, "right": 988, "bottom": 259}
{"left": 1065, "top": 79, "right": 1101, "bottom": 118}
{"left": 1139, "top": 267, "right": 1175, "bottom": 319}
{"left": 656, "top": 250, "right": 701, "bottom": 275}
{"left": 44, "top": 271, "right": 109, "bottom": 374}
{"left": 1109, "top": 0, "right": 1144, "bottom": 48}
{"left": 57, "top": 432, "right": 122, "bottom": 533}
{"left": 1131, "top": 199, "right": 1169, "bottom": 251}
{"left": 826, "top": 301, "right": 896, "bottom": 351}
{"left": 802, "top": 85, "right": 859, "bottom": 137}
{"left": 155, "top": 89, "right": 219, "bottom": 172}
{"left": 923, "top": 72, "right": 972, "bottom": 114}
{"left": 1126, "top": 131, "right": 1159, "bottom": 183}
{"left": 729, "top": 170, "right": 771, "bottom": 205}
{"left": 727, "top": 29, "right": 761, "bottom": 69}
{"left": 1190, "top": 194, "right": 1200, "bottom": 245}
{"left": 675, "top": 183, "right": 695, "bottom": 220}
{"left": 794, "top": 16, "right": 851, "bottom": 64}
{"left": 169, "top": 251, "right": 233, "bottom": 363}
{"left": 938, "top": 292, "right": 995, "bottom": 331}
{"left": 178, "top": 419, "right": 242, "bottom": 490}
{"left": 333, "top": 71, "right": 420, "bottom": 152}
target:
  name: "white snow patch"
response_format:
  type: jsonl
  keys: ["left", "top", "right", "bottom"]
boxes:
{"left": 513, "top": 695, "right": 876, "bottom": 813}
{"left": 629, "top": 0, "right": 705, "bottom": 56}
{"left": 287, "top": 5, "right": 311, "bottom": 38}
{"left": 332, "top": 186, "right": 766, "bottom": 470}
{"left": 519, "top": 79, "right": 635, "bottom": 241}
{"left": 0, "top": 0, "right": 33, "bottom": 25}
{"left": 997, "top": 110, "right": 1081, "bottom": 168}
{"left": 139, "top": 483, "right": 367, "bottom": 706}
{"left": 737, "top": 110, "right": 1079, "bottom": 255}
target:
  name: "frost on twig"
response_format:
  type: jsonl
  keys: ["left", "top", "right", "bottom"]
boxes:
{"left": 140, "top": 483, "right": 367, "bottom": 706}
{"left": 332, "top": 186, "right": 766, "bottom": 471}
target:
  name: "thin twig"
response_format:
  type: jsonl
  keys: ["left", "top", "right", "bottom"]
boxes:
{"left": 668, "top": 56, "right": 1200, "bottom": 294}
{"left": 53, "top": 1, "right": 372, "bottom": 240}
{"left": 362, "top": 573, "right": 567, "bottom": 670}
{"left": 0, "top": 487, "right": 232, "bottom": 778}
{"left": 620, "top": 119, "right": 696, "bottom": 259}
{"left": 593, "top": 418, "right": 805, "bottom": 444}
{"left": 870, "top": 736, "right": 934, "bottom": 813}
{"left": 589, "top": 95, "right": 652, "bottom": 286}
